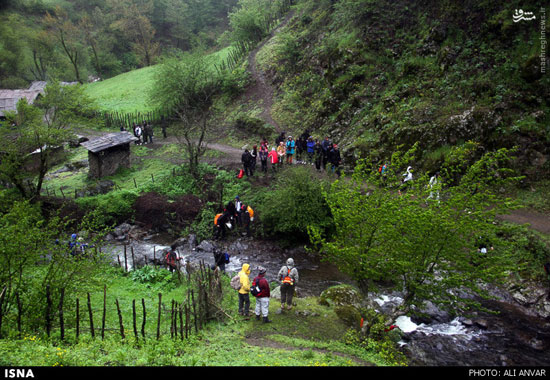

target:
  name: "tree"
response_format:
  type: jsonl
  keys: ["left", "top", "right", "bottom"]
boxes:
{"left": 150, "top": 52, "right": 223, "bottom": 180}
{"left": 0, "top": 81, "right": 97, "bottom": 200}
{"left": 109, "top": 0, "right": 160, "bottom": 67}
{"left": 44, "top": 7, "right": 87, "bottom": 84}
{"left": 308, "top": 143, "right": 523, "bottom": 317}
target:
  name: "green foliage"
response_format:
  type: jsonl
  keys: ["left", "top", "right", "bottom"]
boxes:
{"left": 129, "top": 266, "right": 176, "bottom": 288}
{"left": 255, "top": 166, "right": 333, "bottom": 243}
{"left": 0, "top": 81, "right": 97, "bottom": 200}
{"left": 309, "top": 145, "right": 524, "bottom": 314}
{"left": 75, "top": 190, "right": 138, "bottom": 228}
{"left": 0, "top": 200, "right": 102, "bottom": 336}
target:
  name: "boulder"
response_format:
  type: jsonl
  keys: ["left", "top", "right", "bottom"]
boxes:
{"left": 334, "top": 304, "right": 362, "bottom": 328}
{"left": 319, "top": 284, "right": 363, "bottom": 308}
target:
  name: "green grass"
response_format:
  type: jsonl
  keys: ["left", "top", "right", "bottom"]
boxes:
{"left": 0, "top": 263, "right": 397, "bottom": 366}
{"left": 84, "top": 47, "right": 233, "bottom": 114}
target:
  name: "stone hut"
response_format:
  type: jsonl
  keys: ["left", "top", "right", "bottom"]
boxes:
{"left": 80, "top": 131, "right": 137, "bottom": 178}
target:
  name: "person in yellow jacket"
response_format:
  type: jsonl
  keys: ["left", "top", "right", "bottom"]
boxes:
{"left": 238, "top": 263, "right": 251, "bottom": 319}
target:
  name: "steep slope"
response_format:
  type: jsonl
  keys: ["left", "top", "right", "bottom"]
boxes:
{"left": 258, "top": 0, "right": 549, "bottom": 180}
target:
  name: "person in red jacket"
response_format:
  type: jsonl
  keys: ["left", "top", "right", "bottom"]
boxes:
{"left": 253, "top": 266, "right": 271, "bottom": 323}
{"left": 267, "top": 147, "right": 278, "bottom": 173}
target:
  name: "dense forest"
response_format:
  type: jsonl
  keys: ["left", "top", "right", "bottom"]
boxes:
{"left": 0, "top": 0, "right": 239, "bottom": 86}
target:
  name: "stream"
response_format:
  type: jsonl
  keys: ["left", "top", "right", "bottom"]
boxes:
{"left": 101, "top": 232, "right": 550, "bottom": 366}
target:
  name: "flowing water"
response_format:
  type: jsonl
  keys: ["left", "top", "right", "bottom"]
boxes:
{"left": 101, "top": 234, "right": 550, "bottom": 366}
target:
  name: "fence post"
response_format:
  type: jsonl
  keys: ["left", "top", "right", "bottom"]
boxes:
{"left": 16, "top": 292, "right": 22, "bottom": 339}
{"left": 59, "top": 288, "right": 65, "bottom": 341}
{"left": 115, "top": 299, "right": 125, "bottom": 340}
{"left": 124, "top": 245, "right": 128, "bottom": 272}
{"left": 141, "top": 298, "right": 146, "bottom": 341}
{"left": 45, "top": 285, "right": 52, "bottom": 337}
{"left": 87, "top": 293, "right": 95, "bottom": 338}
{"left": 102, "top": 285, "right": 106, "bottom": 340}
{"left": 76, "top": 298, "right": 80, "bottom": 340}
{"left": 133, "top": 300, "right": 138, "bottom": 342}
{"left": 156, "top": 293, "right": 162, "bottom": 340}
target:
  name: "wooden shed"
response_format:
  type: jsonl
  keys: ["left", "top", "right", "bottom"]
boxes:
{"left": 80, "top": 131, "right": 138, "bottom": 178}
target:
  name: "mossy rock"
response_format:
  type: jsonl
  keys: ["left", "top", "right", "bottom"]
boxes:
{"left": 334, "top": 304, "right": 362, "bottom": 329}
{"left": 318, "top": 284, "right": 363, "bottom": 308}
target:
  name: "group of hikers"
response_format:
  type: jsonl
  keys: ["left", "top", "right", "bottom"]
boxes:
{"left": 232, "top": 258, "right": 299, "bottom": 323}
{"left": 213, "top": 195, "right": 254, "bottom": 240}
{"left": 241, "top": 131, "right": 343, "bottom": 177}
{"left": 164, "top": 241, "right": 300, "bottom": 323}
{"left": 126, "top": 121, "right": 155, "bottom": 145}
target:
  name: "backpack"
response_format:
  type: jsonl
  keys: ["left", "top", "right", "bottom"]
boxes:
{"left": 224, "top": 252, "right": 230, "bottom": 264}
{"left": 250, "top": 277, "right": 261, "bottom": 296}
{"left": 282, "top": 267, "right": 294, "bottom": 285}
{"left": 230, "top": 274, "right": 241, "bottom": 291}
{"left": 237, "top": 169, "right": 244, "bottom": 179}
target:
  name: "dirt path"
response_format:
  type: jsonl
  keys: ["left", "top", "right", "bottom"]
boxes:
{"left": 497, "top": 209, "right": 550, "bottom": 235}
{"left": 243, "top": 11, "right": 296, "bottom": 134}
{"left": 245, "top": 332, "right": 373, "bottom": 366}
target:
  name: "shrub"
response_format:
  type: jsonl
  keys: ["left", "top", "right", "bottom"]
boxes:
{"left": 255, "top": 166, "right": 333, "bottom": 243}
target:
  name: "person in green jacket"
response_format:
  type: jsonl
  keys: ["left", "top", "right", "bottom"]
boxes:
{"left": 238, "top": 263, "right": 251, "bottom": 319}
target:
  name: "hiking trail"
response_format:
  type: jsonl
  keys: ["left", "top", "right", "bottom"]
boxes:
{"left": 243, "top": 11, "right": 296, "bottom": 135}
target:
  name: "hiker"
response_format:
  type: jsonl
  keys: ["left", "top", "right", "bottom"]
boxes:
{"left": 285, "top": 136, "right": 295, "bottom": 164}
{"left": 314, "top": 139, "right": 322, "bottom": 171}
{"left": 165, "top": 244, "right": 181, "bottom": 272}
{"left": 212, "top": 248, "right": 228, "bottom": 273}
{"left": 276, "top": 142, "right": 286, "bottom": 168}
{"left": 134, "top": 124, "right": 142, "bottom": 145}
{"left": 145, "top": 121, "right": 153, "bottom": 144}
{"left": 259, "top": 142, "right": 269, "bottom": 173}
{"left": 251, "top": 145, "right": 258, "bottom": 174}
{"left": 235, "top": 196, "right": 244, "bottom": 227}
{"left": 225, "top": 200, "right": 237, "bottom": 225}
{"left": 253, "top": 266, "right": 271, "bottom": 323}
{"left": 476, "top": 236, "right": 494, "bottom": 254}
{"left": 68, "top": 233, "right": 79, "bottom": 256}
{"left": 214, "top": 208, "right": 234, "bottom": 240}
{"left": 278, "top": 258, "right": 299, "bottom": 311}
{"left": 328, "top": 144, "right": 342, "bottom": 177}
{"left": 160, "top": 116, "right": 167, "bottom": 138}
{"left": 241, "top": 204, "right": 254, "bottom": 236}
{"left": 398, "top": 166, "right": 413, "bottom": 195}
{"left": 267, "top": 147, "right": 278, "bottom": 173}
{"left": 306, "top": 137, "right": 315, "bottom": 165}
{"left": 238, "top": 263, "right": 252, "bottom": 318}
{"left": 321, "top": 137, "right": 332, "bottom": 170}
{"left": 275, "top": 131, "right": 286, "bottom": 146}
{"left": 427, "top": 172, "right": 440, "bottom": 201}
{"left": 141, "top": 121, "right": 149, "bottom": 144}
{"left": 242, "top": 149, "right": 253, "bottom": 177}
{"left": 296, "top": 136, "right": 304, "bottom": 163}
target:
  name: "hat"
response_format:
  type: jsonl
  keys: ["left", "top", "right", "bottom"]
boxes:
{"left": 258, "top": 266, "right": 266, "bottom": 274}
{"left": 286, "top": 258, "right": 295, "bottom": 267}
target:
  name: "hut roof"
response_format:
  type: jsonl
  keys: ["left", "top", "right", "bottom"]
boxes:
{"left": 80, "top": 131, "right": 138, "bottom": 153}
{"left": 0, "top": 81, "right": 78, "bottom": 117}
{"left": 0, "top": 81, "right": 46, "bottom": 117}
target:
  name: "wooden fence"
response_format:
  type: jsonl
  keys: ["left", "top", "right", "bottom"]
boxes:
{"left": 98, "top": 108, "right": 173, "bottom": 132}
{"left": 0, "top": 259, "right": 226, "bottom": 342}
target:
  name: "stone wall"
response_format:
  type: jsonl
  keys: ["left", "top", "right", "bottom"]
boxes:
{"left": 88, "top": 144, "right": 131, "bottom": 178}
